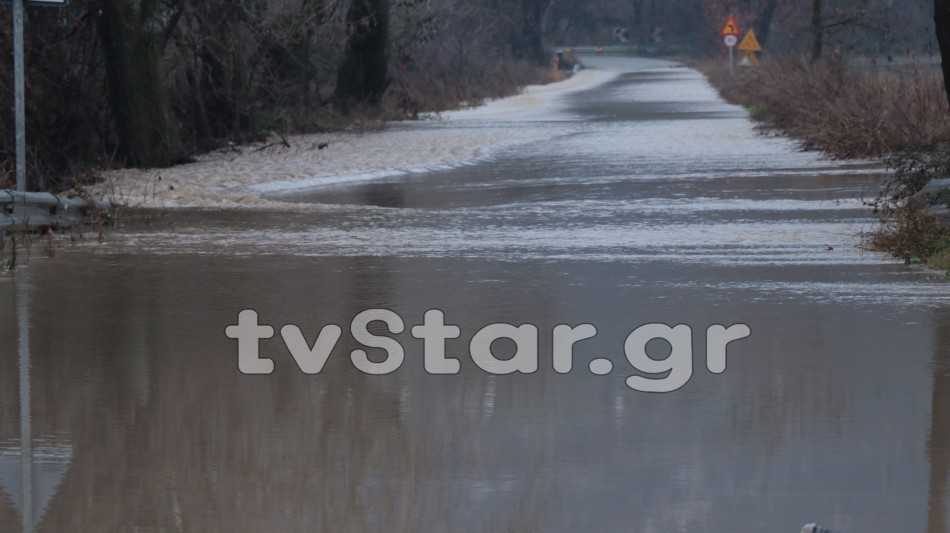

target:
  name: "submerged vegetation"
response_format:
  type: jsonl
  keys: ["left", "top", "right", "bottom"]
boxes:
{"left": 864, "top": 206, "right": 950, "bottom": 269}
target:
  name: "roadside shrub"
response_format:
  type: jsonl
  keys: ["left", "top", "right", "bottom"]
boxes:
{"left": 701, "top": 55, "right": 950, "bottom": 159}
{"left": 864, "top": 206, "right": 950, "bottom": 265}
{"left": 864, "top": 150, "right": 950, "bottom": 270}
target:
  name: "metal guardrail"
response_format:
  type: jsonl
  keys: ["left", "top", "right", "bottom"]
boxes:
{"left": 908, "top": 178, "right": 950, "bottom": 224}
{"left": 801, "top": 524, "right": 839, "bottom": 533}
{"left": 910, "top": 178, "right": 950, "bottom": 208}
{"left": 0, "top": 189, "right": 109, "bottom": 233}
{"left": 566, "top": 44, "right": 685, "bottom": 56}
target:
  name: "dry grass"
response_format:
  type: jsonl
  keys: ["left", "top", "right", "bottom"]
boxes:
{"left": 930, "top": 248, "right": 950, "bottom": 270}
{"left": 700, "top": 56, "right": 950, "bottom": 159}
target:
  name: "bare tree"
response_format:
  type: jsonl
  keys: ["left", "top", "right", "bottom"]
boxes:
{"left": 810, "top": 0, "right": 890, "bottom": 62}
{"left": 98, "top": 0, "right": 184, "bottom": 167}
{"left": 755, "top": 0, "right": 778, "bottom": 47}
{"left": 936, "top": 0, "right": 950, "bottom": 108}
{"left": 517, "top": 0, "right": 552, "bottom": 64}
{"left": 811, "top": 0, "right": 823, "bottom": 62}
{"left": 334, "top": 0, "right": 391, "bottom": 109}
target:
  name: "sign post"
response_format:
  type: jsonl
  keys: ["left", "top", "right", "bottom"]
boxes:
{"left": 13, "top": 0, "right": 25, "bottom": 192}
{"left": 2, "top": 0, "right": 69, "bottom": 192}
{"left": 720, "top": 16, "right": 741, "bottom": 75}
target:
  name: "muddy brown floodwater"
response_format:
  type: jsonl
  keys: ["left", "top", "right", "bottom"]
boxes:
{"left": 2, "top": 56, "right": 950, "bottom": 532}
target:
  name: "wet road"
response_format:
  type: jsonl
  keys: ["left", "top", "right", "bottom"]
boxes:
{"left": 2, "top": 56, "right": 950, "bottom": 532}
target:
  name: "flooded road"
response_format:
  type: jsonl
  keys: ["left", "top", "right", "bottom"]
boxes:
{"left": 2, "top": 56, "right": 950, "bottom": 532}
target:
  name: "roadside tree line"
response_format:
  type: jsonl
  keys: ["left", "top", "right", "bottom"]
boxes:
{"left": 0, "top": 0, "right": 943, "bottom": 191}
{"left": 0, "top": 0, "right": 559, "bottom": 190}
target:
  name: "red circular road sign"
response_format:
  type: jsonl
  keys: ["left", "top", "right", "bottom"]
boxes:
{"left": 724, "top": 35, "right": 738, "bottom": 47}
{"left": 720, "top": 16, "right": 741, "bottom": 36}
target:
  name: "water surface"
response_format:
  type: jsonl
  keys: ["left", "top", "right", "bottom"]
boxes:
{"left": 1, "top": 56, "right": 949, "bottom": 533}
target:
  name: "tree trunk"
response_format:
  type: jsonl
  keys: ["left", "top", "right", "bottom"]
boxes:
{"left": 522, "top": 1, "right": 547, "bottom": 64}
{"left": 630, "top": 0, "right": 644, "bottom": 44}
{"left": 492, "top": 0, "right": 552, "bottom": 65}
{"left": 99, "top": 0, "right": 183, "bottom": 167}
{"left": 756, "top": 0, "right": 778, "bottom": 48}
{"left": 811, "top": 0, "right": 823, "bottom": 62}
{"left": 334, "top": 0, "right": 390, "bottom": 110}
{"left": 936, "top": 0, "right": 950, "bottom": 109}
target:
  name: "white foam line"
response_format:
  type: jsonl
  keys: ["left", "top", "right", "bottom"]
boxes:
{"left": 88, "top": 69, "right": 621, "bottom": 208}
{"left": 476, "top": 198, "right": 870, "bottom": 214}
{"left": 250, "top": 135, "right": 552, "bottom": 195}
{"left": 103, "top": 220, "right": 874, "bottom": 258}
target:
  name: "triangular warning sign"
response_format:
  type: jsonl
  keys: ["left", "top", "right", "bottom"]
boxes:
{"left": 720, "top": 16, "right": 740, "bottom": 36}
{"left": 738, "top": 30, "right": 762, "bottom": 52}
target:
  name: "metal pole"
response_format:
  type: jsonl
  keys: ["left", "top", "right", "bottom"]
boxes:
{"left": 729, "top": 46, "right": 734, "bottom": 75}
{"left": 17, "top": 272, "right": 32, "bottom": 532}
{"left": 13, "top": 0, "right": 27, "bottom": 192}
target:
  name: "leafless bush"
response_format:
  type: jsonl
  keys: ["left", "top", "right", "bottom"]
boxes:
{"left": 703, "top": 55, "right": 950, "bottom": 158}
{"left": 863, "top": 206, "right": 950, "bottom": 267}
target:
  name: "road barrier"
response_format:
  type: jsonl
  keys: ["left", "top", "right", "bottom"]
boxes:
{"left": 910, "top": 178, "right": 950, "bottom": 209}
{"left": 567, "top": 44, "right": 684, "bottom": 55}
{"left": 908, "top": 178, "right": 950, "bottom": 225}
{"left": 0, "top": 189, "right": 109, "bottom": 233}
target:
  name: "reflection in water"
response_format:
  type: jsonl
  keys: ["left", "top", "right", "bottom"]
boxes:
{"left": 18, "top": 272, "right": 31, "bottom": 533}
{"left": 362, "top": 182, "right": 406, "bottom": 208}
{"left": 0, "top": 256, "right": 558, "bottom": 532}
{"left": 0, "top": 253, "right": 938, "bottom": 532}
{"left": 0, "top": 273, "right": 73, "bottom": 533}
{"left": 929, "top": 309, "right": 950, "bottom": 532}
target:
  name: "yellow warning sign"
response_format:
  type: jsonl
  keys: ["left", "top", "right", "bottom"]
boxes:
{"left": 738, "top": 30, "right": 762, "bottom": 52}
{"left": 720, "top": 16, "right": 740, "bottom": 37}
{"left": 739, "top": 52, "right": 760, "bottom": 67}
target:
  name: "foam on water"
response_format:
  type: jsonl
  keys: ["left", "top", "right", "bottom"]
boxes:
{"left": 89, "top": 69, "right": 617, "bottom": 209}
{"left": 88, "top": 126, "right": 556, "bottom": 209}
{"left": 102, "top": 214, "right": 879, "bottom": 266}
